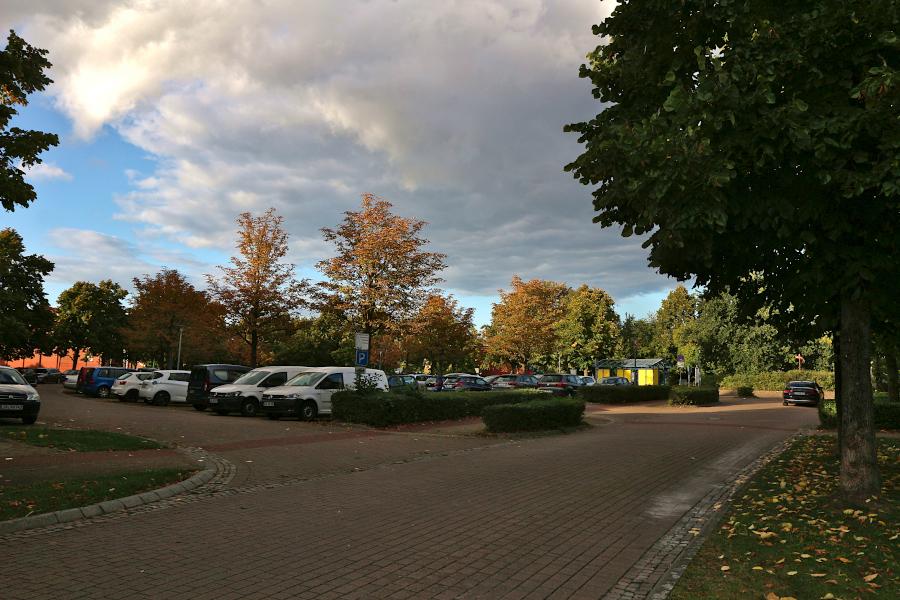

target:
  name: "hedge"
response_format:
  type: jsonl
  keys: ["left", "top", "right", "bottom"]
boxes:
{"left": 482, "top": 398, "right": 585, "bottom": 433}
{"left": 331, "top": 389, "right": 545, "bottom": 427}
{"left": 720, "top": 370, "right": 834, "bottom": 391}
{"left": 736, "top": 386, "right": 754, "bottom": 397}
{"left": 668, "top": 386, "right": 720, "bottom": 406}
{"left": 818, "top": 399, "right": 900, "bottom": 430}
{"left": 578, "top": 385, "right": 670, "bottom": 404}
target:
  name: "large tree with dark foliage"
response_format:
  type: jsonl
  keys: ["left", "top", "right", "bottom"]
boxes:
{"left": 566, "top": 1, "right": 900, "bottom": 502}
{"left": 0, "top": 228, "right": 53, "bottom": 360}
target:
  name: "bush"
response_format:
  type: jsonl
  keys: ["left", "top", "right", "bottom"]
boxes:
{"left": 819, "top": 399, "right": 900, "bottom": 430}
{"left": 332, "top": 389, "right": 545, "bottom": 427}
{"left": 720, "top": 370, "right": 834, "bottom": 391}
{"left": 668, "top": 386, "right": 720, "bottom": 406}
{"left": 578, "top": 385, "right": 670, "bottom": 404}
{"left": 736, "top": 385, "right": 754, "bottom": 397}
{"left": 482, "top": 398, "right": 585, "bottom": 433}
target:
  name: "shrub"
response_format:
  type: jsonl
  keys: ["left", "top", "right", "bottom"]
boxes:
{"left": 578, "top": 385, "right": 670, "bottom": 404}
{"left": 668, "top": 386, "right": 720, "bottom": 406}
{"left": 819, "top": 399, "right": 900, "bottom": 430}
{"left": 482, "top": 398, "right": 585, "bottom": 433}
{"left": 736, "top": 385, "right": 754, "bottom": 398}
{"left": 332, "top": 389, "right": 544, "bottom": 427}
{"left": 720, "top": 370, "right": 834, "bottom": 391}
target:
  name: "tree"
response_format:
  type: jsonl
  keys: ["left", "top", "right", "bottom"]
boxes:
{"left": 405, "top": 294, "right": 478, "bottom": 375}
{"left": 206, "top": 208, "right": 307, "bottom": 367}
{"left": 485, "top": 276, "right": 570, "bottom": 371}
{"left": 566, "top": 1, "right": 899, "bottom": 502}
{"left": 0, "top": 228, "right": 53, "bottom": 360}
{"left": 652, "top": 286, "right": 697, "bottom": 361}
{"left": 55, "top": 280, "right": 128, "bottom": 368}
{"left": 1, "top": 31, "right": 59, "bottom": 212}
{"left": 317, "top": 193, "right": 447, "bottom": 343}
{"left": 555, "top": 285, "right": 620, "bottom": 372}
{"left": 619, "top": 314, "right": 656, "bottom": 359}
{"left": 273, "top": 310, "right": 354, "bottom": 368}
{"left": 127, "top": 269, "right": 229, "bottom": 368}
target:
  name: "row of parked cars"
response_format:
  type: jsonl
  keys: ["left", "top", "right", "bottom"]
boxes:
{"left": 400, "top": 372, "right": 628, "bottom": 394}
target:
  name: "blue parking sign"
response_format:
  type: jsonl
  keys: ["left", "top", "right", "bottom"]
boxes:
{"left": 355, "top": 349, "right": 369, "bottom": 366}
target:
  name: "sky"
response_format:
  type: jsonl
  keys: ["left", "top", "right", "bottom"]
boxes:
{"left": 3, "top": 0, "right": 679, "bottom": 327}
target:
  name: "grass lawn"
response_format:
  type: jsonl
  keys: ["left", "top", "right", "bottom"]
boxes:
{"left": 0, "top": 467, "right": 196, "bottom": 521}
{"left": 671, "top": 436, "right": 898, "bottom": 599}
{"left": 1, "top": 427, "right": 166, "bottom": 452}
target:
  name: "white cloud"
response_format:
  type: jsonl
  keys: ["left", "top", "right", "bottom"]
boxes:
{"left": 23, "top": 161, "right": 73, "bottom": 181}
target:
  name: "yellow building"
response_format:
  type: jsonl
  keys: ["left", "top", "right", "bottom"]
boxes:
{"left": 594, "top": 358, "right": 669, "bottom": 386}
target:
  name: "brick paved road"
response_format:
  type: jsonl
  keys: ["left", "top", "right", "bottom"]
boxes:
{"left": 3, "top": 388, "right": 818, "bottom": 599}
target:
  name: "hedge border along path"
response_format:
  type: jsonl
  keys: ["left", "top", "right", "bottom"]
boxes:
{"left": 668, "top": 386, "right": 720, "bottom": 406}
{"left": 578, "top": 385, "right": 671, "bottom": 404}
{"left": 819, "top": 399, "right": 900, "bottom": 430}
{"left": 482, "top": 398, "right": 585, "bottom": 433}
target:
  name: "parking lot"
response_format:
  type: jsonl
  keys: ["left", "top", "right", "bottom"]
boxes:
{"left": 3, "top": 386, "right": 818, "bottom": 599}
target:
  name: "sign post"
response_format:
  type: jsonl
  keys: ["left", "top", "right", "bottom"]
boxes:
{"left": 355, "top": 333, "right": 370, "bottom": 369}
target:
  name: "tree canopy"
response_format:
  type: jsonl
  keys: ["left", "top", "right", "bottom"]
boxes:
{"left": 55, "top": 280, "right": 128, "bottom": 368}
{"left": 0, "top": 228, "right": 53, "bottom": 360}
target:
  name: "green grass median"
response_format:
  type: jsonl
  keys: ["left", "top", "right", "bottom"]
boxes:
{"left": 1, "top": 427, "right": 166, "bottom": 452}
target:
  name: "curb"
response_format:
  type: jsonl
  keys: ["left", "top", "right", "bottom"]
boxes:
{"left": 0, "top": 448, "right": 223, "bottom": 536}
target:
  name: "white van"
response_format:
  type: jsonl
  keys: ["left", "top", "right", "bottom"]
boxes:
{"left": 207, "top": 365, "right": 309, "bottom": 417}
{"left": 260, "top": 367, "right": 388, "bottom": 420}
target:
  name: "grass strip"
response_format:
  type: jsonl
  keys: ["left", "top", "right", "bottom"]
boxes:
{"left": 0, "top": 467, "right": 196, "bottom": 521}
{"left": 1, "top": 427, "right": 166, "bottom": 452}
{"left": 671, "top": 436, "right": 898, "bottom": 599}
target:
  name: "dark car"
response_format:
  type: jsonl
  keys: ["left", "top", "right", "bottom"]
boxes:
{"left": 600, "top": 376, "right": 630, "bottom": 386}
{"left": 537, "top": 373, "right": 584, "bottom": 396}
{"left": 34, "top": 368, "right": 64, "bottom": 384}
{"left": 444, "top": 374, "right": 492, "bottom": 392}
{"left": 490, "top": 374, "right": 539, "bottom": 389}
{"left": 19, "top": 368, "right": 38, "bottom": 385}
{"left": 782, "top": 380, "right": 824, "bottom": 406}
{"left": 388, "top": 374, "right": 417, "bottom": 390}
{"left": 0, "top": 366, "right": 40, "bottom": 425}
{"left": 187, "top": 364, "right": 251, "bottom": 411}
{"left": 76, "top": 366, "right": 135, "bottom": 397}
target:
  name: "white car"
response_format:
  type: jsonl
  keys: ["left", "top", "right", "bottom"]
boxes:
{"left": 62, "top": 370, "right": 79, "bottom": 391}
{"left": 260, "top": 367, "right": 388, "bottom": 421}
{"left": 113, "top": 371, "right": 154, "bottom": 401}
{"left": 207, "top": 366, "right": 309, "bottom": 417}
{"left": 139, "top": 370, "right": 191, "bottom": 406}
{"left": 0, "top": 366, "right": 40, "bottom": 425}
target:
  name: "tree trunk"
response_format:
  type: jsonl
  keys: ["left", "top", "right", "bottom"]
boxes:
{"left": 71, "top": 348, "right": 80, "bottom": 371}
{"left": 886, "top": 350, "right": 899, "bottom": 403}
{"left": 833, "top": 331, "right": 842, "bottom": 452}
{"left": 250, "top": 330, "right": 258, "bottom": 368}
{"left": 839, "top": 295, "right": 880, "bottom": 504}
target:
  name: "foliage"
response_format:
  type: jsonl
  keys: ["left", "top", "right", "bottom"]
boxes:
{"left": 54, "top": 280, "right": 127, "bottom": 368}
{"left": 619, "top": 314, "right": 657, "bottom": 358}
{"left": 316, "top": 193, "right": 446, "bottom": 339}
{"left": 273, "top": 311, "right": 353, "bottom": 367}
{"left": 578, "top": 385, "right": 670, "bottom": 404}
{"left": 484, "top": 276, "right": 569, "bottom": 370}
{"left": 0, "top": 31, "right": 59, "bottom": 212}
{"left": 555, "top": 284, "right": 620, "bottom": 371}
{"left": 736, "top": 386, "right": 755, "bottom": 398}
{"left": 332, "top": 389, "right": 542, "bottom": 427}
{"left": 1, "top": 427, "right": 165, "bottom": 451}
{"left": 482, "top": 398, "right": 585, "bottom": 433}
{"left": 404, "top": 293, "right": 478, "bottom": 375}
{"left": 0, "top": 228, "right": 53, "bottom": 360}
{"left": 722, "top": 370, "right": 835, "bottom": 392}
{"left": 653, "top": 286, "right": 697, "bottom": 361}
{"left": 206, "top": 208, "right": 307, "bottom": 367}
{"left": 126, "top": 268, "right": 232, "bottom": 368}
{"left": 668, "top": 386, "right": 720, "bottom": 406}
{"left": 820, "top": 400, "right": 900, "bottom": 431}
{"left": 671, "top": 436, "right": 900, "bottom": 599}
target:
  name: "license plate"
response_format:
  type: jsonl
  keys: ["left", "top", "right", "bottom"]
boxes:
{"left": 209, "top": 398, "right": 218, "bottom": 404}
{"left": 263, "top": 401, "right": 274, "bottom": 407}
{"left": 1, "top": 404, "right": 23, "bottom": 410}
{"left": 794, "top": 392, "right": 805, "bottom": 396}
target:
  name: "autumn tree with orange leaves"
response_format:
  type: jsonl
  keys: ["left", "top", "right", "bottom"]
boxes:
{"left": 316, "top": 194, "right": 446, "bottom": 342}
{"left": 207, "top": 209, "right": 307, "bottom": 367}
{"left": 404, "top": 293, "right": 478, "bottom": 375}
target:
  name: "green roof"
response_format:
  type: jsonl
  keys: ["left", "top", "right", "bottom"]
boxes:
{"left": 594, "top": 358, "right": 668, "bottom": 369}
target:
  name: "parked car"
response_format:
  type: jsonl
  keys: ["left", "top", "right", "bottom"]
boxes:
{"left": 138, "top": 370, "right": 191, "bottom": 405}
{"left": 208, "top": 366, "right": 308, "bottom": 417}
{"left": 388, "top": 374, "right": 417, "bottom": 390}
{"left": 425, "top": 372, "right": 471, "bottom": 391}
{"left": 0, "top": 365, "right": 40, "bottom": 425}
{"left": 28, "top": 368, "right": 64, "bottom": 384}
{"left": 77, "top": 366, "right": 136, "bottom": 397}
{"left": 187, "top": 364, "right": 251, "bottom": 411}
{"left": 19, "top": 368, "right": 38, "bottom": 385}
{"left": 580, "top": 376, "right": 597, "bottom": 386}
{"left": 537, "top": 373, "right": 584, "bottom": 396}
{"left": 599, "top": 376, "right": 630, "bottom": 386}
{"left": 490, "top": 374, "right": 539, "bottom": 389}
{"left": 261, "top": 367, "right": 389, "bottom": 421}
{"left": 62, "top": 370, "right": 79, "bottom": 391}
{"left": 113, "top": 371, "right": 155, "bottom": 401}
{"left": 442, "top": 374, "right": 492, "bottom": 392}
{"left": 782, "top": 381, "right": 824, "bottom": 406}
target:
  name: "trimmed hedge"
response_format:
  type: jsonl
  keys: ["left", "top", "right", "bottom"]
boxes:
{"left": 482, "top": 398, "right": 585, "bottom": 433}
{"left": 668, "top": 386, "right": 720, "bottom": 406}
{"left": 331, "top": 389, "right": 545, "bottom": 427}
{"left": 578, "top": 385, "right": 670, "bottom": 404}
{"left": 818, "top": 399, "right": 900, "bottom": 430}
{"left": 720, "top": 370, "right": 834, "bottom": 391}
{"left": 736, "top": 385, "right": 754, "bottom": 398}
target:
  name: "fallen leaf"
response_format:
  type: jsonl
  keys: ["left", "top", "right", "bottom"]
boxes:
{"left": 863, "top": 573, "right": 878, "bottom": 582}
{"left": 787, "top": 570, "right": 798, "bottom": 576}
{"left": 720, "top": 565, "right": 730, "bottom": 571}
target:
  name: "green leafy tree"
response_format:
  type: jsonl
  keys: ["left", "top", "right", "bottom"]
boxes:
{"left": 618, "top": 314, "right": 656, "bottom": 359}
{"left": 0, "top": 228, "right": 53, "bottom": 360}
{"left": 555, "top": 285, "right": 620, "bottom": 372}
{"left": 566, "top": 1, "right": 899, "bottom": 502}
{"left": 273, "top": 309, "right": 354, "bottom": 368}
{"left": 1, "top": 31, "right": 59, "bottom": 212}
{"left": 404, "top": 293, "right": 478, "bottom": 375}
{"left": 652, "top": 286, "right": 697, "bottom": 361}
{"left": 55, "top": 280, "right": 128, "bottom": 368}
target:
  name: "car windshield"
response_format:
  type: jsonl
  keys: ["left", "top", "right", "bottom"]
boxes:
{"left": 0, "top": 369, "right": 27, "bottom": 385}
{"left": 285, "top": 371, "right": 326, "bottom": 387}
{"left": 541, "top": 375, "right": 562, "bottom": 383}
{"left": 232, "top": 370, "right": 271, "bottom": 386}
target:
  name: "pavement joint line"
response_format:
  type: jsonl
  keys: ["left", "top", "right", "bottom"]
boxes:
{"left": 0, "top": 446, "right": 231, "bottom": 537}
{"left": 601, "top": 432, "right": 806, "bottom": 600}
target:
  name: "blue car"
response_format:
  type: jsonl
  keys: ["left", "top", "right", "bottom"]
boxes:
{"left": 76, "top": 366, "right": 136, "bottom": 398}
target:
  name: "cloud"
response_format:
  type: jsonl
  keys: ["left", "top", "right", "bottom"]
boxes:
{"left": 23, "top": 161, "right": 73, "bottom": 181}
{"left": 12, "top": 1, "right": 674, "bottom": 303}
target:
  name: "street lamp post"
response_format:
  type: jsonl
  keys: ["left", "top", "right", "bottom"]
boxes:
{"left": 175, "top": 326, "right": 184, "bottom": 369}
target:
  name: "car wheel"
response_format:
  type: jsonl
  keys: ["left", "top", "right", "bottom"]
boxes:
{"left": 299, "top": 400, "right": 318, "bottom": 421}
{"left": 240, "top": 398, "right": 259, "bottom": 417}
{"left": 97, "top": 386, "right": 111, "bottom": 399}
{"left": 126, "top": 389, "right": 140, "bottom": 401}
{"left": 192, "top": 404, "right": 207, "bottom": 411}
{"left": 22, "top": 415, "right": 37, "bottom": 425}
{"left": 153, "top": 391, "right": 170, "bottom": 406}
{"left": 215, "top": 409, "right": 229, "bottom": 416}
